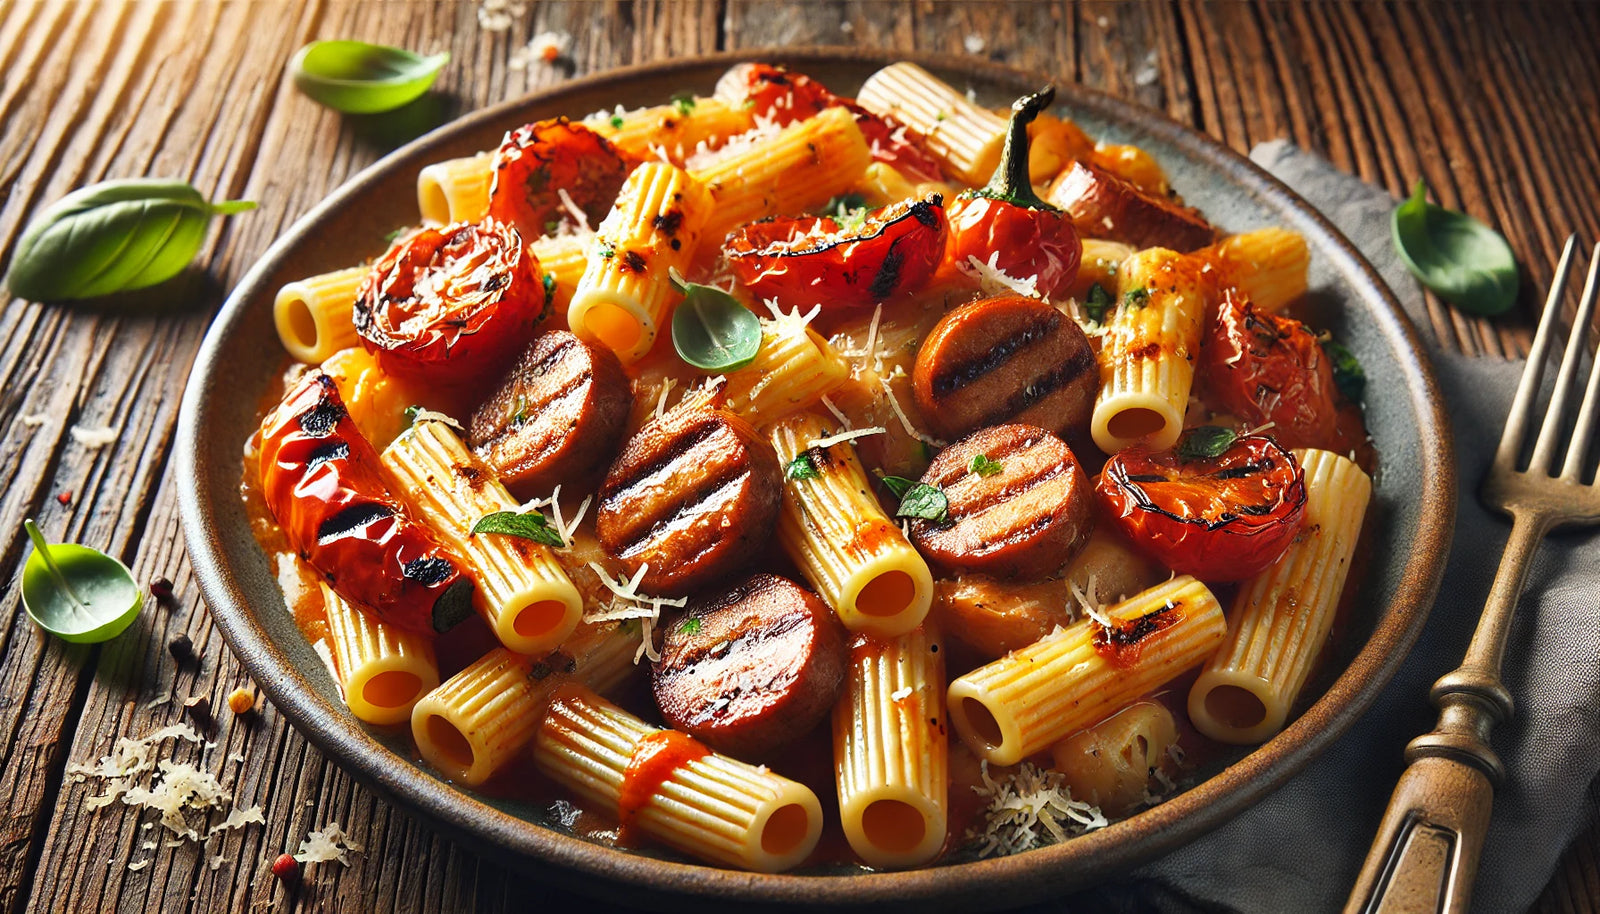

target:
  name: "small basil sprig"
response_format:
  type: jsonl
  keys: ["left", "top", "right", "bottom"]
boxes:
{"left": 1392, "top": 180, "right": 1519, "bottom": 316}
{"left": 5, "top": 179, "right": 255, "bottom": 302}
{"left": 1083, "top": 283, "right": 1114, "bottom": 323}
{"left": 471, "top": 510, "right": 565, "bottom": 547}
{"left": 290, "top": 40, "right": 450, "bottom": 114}
{"left": 670, "top": 275, "right": 762, "bottom": 372}
{"left": 1176, "top": 426, "right": 1238, "bottom": 460}
{"left": 878, "top": 475, "right": 951, "bottom": 524}
{"left": 19, "top": 519, "right": 143, "bottom": 643}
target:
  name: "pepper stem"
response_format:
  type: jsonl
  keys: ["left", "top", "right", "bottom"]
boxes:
{"left": 978, "top": 86, "right": 1058, "bottom": 212}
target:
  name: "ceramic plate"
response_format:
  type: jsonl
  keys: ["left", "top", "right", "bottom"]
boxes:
{"left": 176, "top": 49, "right": 1454, "bottom": 910}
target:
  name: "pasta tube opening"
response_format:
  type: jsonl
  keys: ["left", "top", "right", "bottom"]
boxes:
{"left": 272, "top": 265, "right": 366, "bottom": 363}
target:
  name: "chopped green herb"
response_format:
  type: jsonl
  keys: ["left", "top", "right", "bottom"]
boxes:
{"left": 598, "top": 246, "right": 615, "bottom": 259}
{"left": 670, "top": 92, "right": 697, "bottom": 116}
{"left": 896, "top": 483, "right": 950, "bottom": 524}
{"left": 404, "top": 404, "right": 422, "bottom": 424}
{"left": 740, "top": 97, "right": 756, "bottom": 110}
{"left": 544, "top": 219, "right": 561, "bottom": 234}
{"left": 511, "top": 394, "right": 530, "bottom": 426}
{"left": 1323, "top": 338, "right": 1367, "bottom": 401}
{"left": 969, "top": 454, "right": 1004, "bottom": 477}
{"left": 679, "top": 617, "right": 702, "bottom": 635}
{"left": 382, "top": 226, "right": 410, "bottom": 244}
{"left": 471, "top": 510, "right": 565, "bottom": 547}
{"left": 785, "top": 453, "right": 821, "bottom": 480}
{"left": 1121, "top": 287, "right": 1149, "bottom": 310}
{"left": 609, "top": 114, "right": 625, "bottom": 129}
{"left": 1176, "top": 426, "right": 1238, "bottom": 460}
{"left": 542, "top": 271, "right": 557, "bottom": 303}
{"left": 1084, "top": 283, "right": 1114, "bottom": 323}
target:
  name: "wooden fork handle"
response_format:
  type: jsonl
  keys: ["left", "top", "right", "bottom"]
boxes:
{"left": 1344, "top": 755, "right": 1496, "bottom": 914}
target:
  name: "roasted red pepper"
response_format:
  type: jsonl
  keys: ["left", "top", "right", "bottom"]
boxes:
{"left": 723, "top": 195, "right": 948, "bottom": 313}
{"left": 732, "top": 63, "right": 945, "bottom": 183}
{"left": 259, "top": 371, "right": 475, "bottom": 636}
{"left": 1096, "top": 431, "right": 1306, "bottom": 583}
{"left": 945, "top": 87, "right": 1082, "bottom": 301}
{"left": 486, "top": 118, "right": 639, "bottom": 240}
{"left": 353, "top": 218, "right": 545, "bottom": 388}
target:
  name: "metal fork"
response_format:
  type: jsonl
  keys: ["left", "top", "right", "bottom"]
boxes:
{"left": 1346, "top": 235, "right": 1600, "bottom": 914}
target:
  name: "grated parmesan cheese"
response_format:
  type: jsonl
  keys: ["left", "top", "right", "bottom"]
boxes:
{"left": 20, "top": 414, "right": 45, "bottom": 428}
{"left": 207, "top": 804, "right": 265, "bottom": 836}
{"left": 476, "top": 0, "right": 526, "bottom": 32}
{"left": 760, "top": 299, "right": 821, "bottom": 340}
{"left": 969, "top": 761, "right": 1107, "bottom": 858}
{"left": 509, "top": 30, "right": 569, "bottom": 70}
{"left": 808, "top": 426, "right": 887, "bottom": 450}
{"left": 294, "top": 823, "right": 363, "bottom": 866}
{"left": 1068, "top": 574, "right": 1109, "bottom": 627}
{"left": 127, "top": 858, "right": 151, "bottom": 872}
{"left": 69, "top": 424, "right": 119, "bottom": 449}
{"left": 555, "top": 187, "right": 593, "bottom": 235}
{"left": 584, "top": 563, "right": 687, "bottom": 663}
{"left": 879, "top": 377, "right": 943, "bottom": 447}
{"left": 890, "top": 686, "right": 913, "bottom": 702}
{"left": 121, "top": 759, "right": 232, "bottom": 840}
{"left": 963, "top": 33, "right": 986, "bottom": 54}
{"left": 409, "top": 408, "right": 463, "bottom": 430}
{"left": 818, "top": 395, "right": 851, "bottom": 429}
{"left": 957, "top": 252, "right": 1042, "bottom": 300}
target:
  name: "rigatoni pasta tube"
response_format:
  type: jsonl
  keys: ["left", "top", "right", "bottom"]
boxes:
{"left": 1090, "top": 247, "right": 1208, "bottom": 454}
{"left": 410, "top": 622, "right": 637, "bottom": 786}
{"left": 529, "top": 233, "right": 588, "bottom": 315}
{"left": 320, "top": 581, "right": 439, "bottom": 726}
{"left": 1198, "top": 227, "right": 1309, "bottom": 313}
{"left": 568, "top": 162, "right": 710, "bottom": 363}
{"left": 380, "top": 419, "right": 583, "bottom": 654}
{"left": 417, "top": 152, "right": 493, "bottom": 224}
{"left": 1063, "top": 239, "right": 1136, "bottom": 304}
{"left": 274, "top": 266, "right": 366, "bottom": 363}
{"left": 856, "top": 62, "right": 1007, "bottom": 186}
{"left": 947, "top": 575, "right": 1226, "bottom": 766}
{"left": 766, "top": 411, "right": 933, "bottom": 637}
{"left": 691, "top": 106, "right": 872, "bottom": 246}
{"left": 833, "top": 625, "right": 947, "bottom": 868}
{"left": 1188, "top": 449, "right": 1371, "bottom": 745}
{"left": 588, "top": 98, "right": 755, "bottom": 164}
{"left": 723, "top": 321, "right": 848, "bottom": 424}
{"left": 534, "top": 684, "right": 823, "bottom": 872}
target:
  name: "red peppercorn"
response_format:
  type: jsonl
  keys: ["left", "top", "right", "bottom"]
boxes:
{"left": 56, "top": 491, "right": 71, "bottom": 506}
{"left": 150, "top": 577, "right": 174, "bottom": 600}
{"left": 271, "top": 853, "right": 299, "bottom": 884}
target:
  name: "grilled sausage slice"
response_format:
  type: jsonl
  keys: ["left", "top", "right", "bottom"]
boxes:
{"left": 911, "top": 295, "right": 1098, "bottom": 441}
{"left": 909, "top": 424, "right": 1093, "bottom": 581}
{"left": 467, "top": 331, "right": 633, "bottom": 500}
{"left": 596, "top": 391, "right": 782, "bottom": 595}
{"left": 1046, "top": 160, "right": 1215, "bottom": 253}
{"left": 653, "top": 573, "right": 847, "bottom": 758}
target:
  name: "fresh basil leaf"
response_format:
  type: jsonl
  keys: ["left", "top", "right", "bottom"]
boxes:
{"left": 969, "top": 454, "right": 1004, "bottom": 477}
{"left": 785, "top": 453, "right": 821, "bottom": 480}
{"left": 4, "top": 179, "right": 256, "bottom": 302}
{"left": 290, "top": 40, "right": 450, "bottom": 114}
{"left": 1322, "top": 338, "right": 1366, "bottom": 402}
{"left": 669, "top": 278, "right": 762, "bottom": 372}
{"left": 1176, "top": 426, "right": 1238, "bottom": 460}
{"left": 1391, "top": 180, "right": 1519, "bottom": 316}
{"left": 1084, "top": 283, "right": 1114, "bottom": 323}
{"left": 877, "top": 474, "right": 917, "bottom": 499}
{"left": 670, "top": 92, "right": 697, "bottom": 116}
{"left": 895, "top": 483, "right": 950, "bottom": 524}
{"left": 471, "top": 510, "right": 565, "bottom": 547}
{"left": 19, "top": 519, "right": 143, "bottom": 644}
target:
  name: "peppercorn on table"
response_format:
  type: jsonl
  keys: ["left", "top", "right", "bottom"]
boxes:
{"left": 0, "top": 2, "right": 1596, "bottom": 913}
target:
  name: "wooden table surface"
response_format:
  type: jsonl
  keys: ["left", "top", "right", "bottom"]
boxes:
{"left": 2, "top": 2, "right": 1597, "bottom": 912}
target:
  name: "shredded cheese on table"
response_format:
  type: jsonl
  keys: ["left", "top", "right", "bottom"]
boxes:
{"left": 294, "top": 823, "right": 363, "bottom": 866}
{"left": 69, "top": 424, "right": 119, "bottom": 449}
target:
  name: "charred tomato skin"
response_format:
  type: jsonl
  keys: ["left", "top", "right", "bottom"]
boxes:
{"left": 946, "top": 192, "right": 1083, "bottom": 301}
{"left": 486, "top": 117, "right": 639, "bottom": 241}
{"left": 1199, "top": 292, "right": 1340, "bottom": 451}
{"left": 1095, "top": 434, "right": 1306, "bottom": 582}
{"left": 723, "top": 195, "right": 947, "bottom": 313}
{"left": 353, "top": 219, "right": 545, "bottom": 388}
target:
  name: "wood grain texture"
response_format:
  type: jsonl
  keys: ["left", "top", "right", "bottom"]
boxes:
{"left": 0, "top": 2, "right": 1594, "bottom": 912}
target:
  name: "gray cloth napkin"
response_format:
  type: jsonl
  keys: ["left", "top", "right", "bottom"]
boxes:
{"left": 1059, "top": 140, "right": 1600, "bottom": 914}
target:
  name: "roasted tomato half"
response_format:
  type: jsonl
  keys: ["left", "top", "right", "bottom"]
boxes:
{"left": 1199, "top": 291, "right": 1339, "bottom": 451}
{"left": 1096, "top": 432, "right": 1306, "bottom": 582}
{"left": 486, "top": 118, "right": 639, "bottom": 240}
{"left": 353, "top": 219, "right": 545, "bottom": 388}
{"left": 727, "top": 63, "right": 944, "bottom": 182}
{"left": 723, "top": 195, "right": 947, "bottom": 314}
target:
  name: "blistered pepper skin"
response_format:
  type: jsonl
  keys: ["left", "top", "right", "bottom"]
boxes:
{"left": 258, "top": 371, "right": 474, "bottom": 636}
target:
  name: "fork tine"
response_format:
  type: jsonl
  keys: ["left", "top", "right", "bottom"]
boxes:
{"left": 1559, "top": 244, "right": 1600, "bottom": 482}
{"left": 1499, "top": 235, "right": 1579, "bottom": 470}
{"left": 1530, "top": 239, "right": 1599, "bottom": 474}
